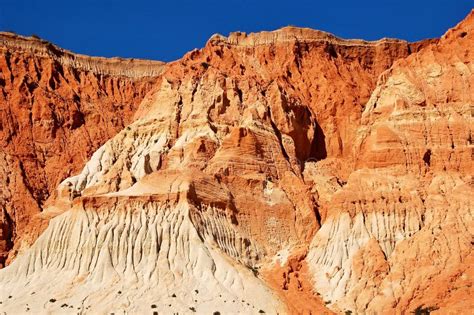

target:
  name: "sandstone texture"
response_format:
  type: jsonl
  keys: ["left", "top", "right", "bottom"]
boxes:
{"left": 0, "top": 10, "right": 472, "bottom": 314}
{"left": 0, "top": 32, "right": 165, "bottom": 266}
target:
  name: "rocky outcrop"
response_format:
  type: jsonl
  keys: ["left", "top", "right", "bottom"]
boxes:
{"left": 0, "top": 178, "right": 286, "bottom": 314}
{"left": 307, "top": 171, "right": 473, "bottom": 314}
{"left": 354, "top": 14, "right": 473, "bottom": 174}
{"left": 0, "top": 33, "right": 165, "bottom": 266}
{"left": 0, "top": 10, "right": 473, "bottom": 314}
{"left": 307, "top": 10, "right": 474, "bottom": 314}
{"left": 0, "top": 32, "right": 164, "bottom": 77}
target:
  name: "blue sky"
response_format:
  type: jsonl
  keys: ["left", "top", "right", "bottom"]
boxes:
{"left": 0, "top": 0, "right": 472, "bottom": 61}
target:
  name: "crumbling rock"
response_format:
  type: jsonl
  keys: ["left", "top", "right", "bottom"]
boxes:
{"left": 0, "top": 10, "right": 473, "bottom": 314}
{"left": 0, "top": 34, "right": 164, "bottom": 265}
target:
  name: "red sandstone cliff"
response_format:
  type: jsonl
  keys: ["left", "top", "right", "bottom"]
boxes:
{"left": 0, "top": 10, "right": 472, "bottom": 314}
{"left": 0, "top": 32, "right": 165, "bottom": 266}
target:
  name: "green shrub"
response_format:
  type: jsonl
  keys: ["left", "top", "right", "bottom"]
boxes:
{"left": 414, "top": 305, "right": 439, "bottom": 315}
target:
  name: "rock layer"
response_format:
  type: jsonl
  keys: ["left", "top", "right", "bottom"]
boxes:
{"left": 307, "top": 11, "right": 474, "bottom": 314}
{"left": 0, "top": 185, "right": 285, "bottom": 314}
{"left": 0, "top": 33, "right": 165, "bottom": 266}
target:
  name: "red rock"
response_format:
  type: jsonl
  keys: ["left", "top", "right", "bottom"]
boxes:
{"left": 0, "top": 32, "right": 164, "bottom": 265}
{"left": 0, "top": 10, "right": 472, "bottom": 314}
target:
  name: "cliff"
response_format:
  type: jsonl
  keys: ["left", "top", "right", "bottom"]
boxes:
{"left": 0, "top": 11, "right": 472, "bottom": 314}
{"left": 0, "top": 32, "right": 165, "bottom": 266}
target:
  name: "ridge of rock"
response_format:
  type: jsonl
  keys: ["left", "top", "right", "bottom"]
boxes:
{"left": 0, "top": 32, "right": 166, "bottom": 77}
{"left": 207, "top": 26, "right": 413, "bottom": 47}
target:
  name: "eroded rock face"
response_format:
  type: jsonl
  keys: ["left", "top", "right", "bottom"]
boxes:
{"left": 0, "top": 11, "right": 472, "bottom": 314}
{"left": 307, "top": 11, "right": 474, "bottom": 314}
{"left": 0, "top": 33, "right": 165, "bottom": 266}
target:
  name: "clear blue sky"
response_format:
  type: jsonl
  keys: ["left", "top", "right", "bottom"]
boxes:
{"left": 1, "top": 0, "right": 472, "bottom": 62}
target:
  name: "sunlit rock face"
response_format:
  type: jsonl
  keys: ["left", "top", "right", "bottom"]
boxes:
{"left": 0, "top": 11, "right": 472, "bottom": 314}
{"left": 307, "top": 11, "right": 474, "bottom": 314}
{"left": 0, "top": 32, "right": 165, "bottom": 266}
